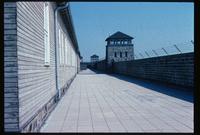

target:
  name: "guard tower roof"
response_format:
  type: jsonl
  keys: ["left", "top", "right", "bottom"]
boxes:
{"left": 91, "top": 54, "right": 99, "bottom": 58}
{"left": 105, "top": 31, "right": 133, "bottom": 41}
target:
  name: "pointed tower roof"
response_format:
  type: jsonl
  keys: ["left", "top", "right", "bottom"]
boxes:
{"left": 91, "top": 54, "right": 99, "bottom": 58}
{"left": 105, "top": 31, "right": 133, "bottom": 41}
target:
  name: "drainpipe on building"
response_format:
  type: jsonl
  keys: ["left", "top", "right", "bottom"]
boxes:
{"left": 54, "top": 2, "right": 69, "bottom": 100}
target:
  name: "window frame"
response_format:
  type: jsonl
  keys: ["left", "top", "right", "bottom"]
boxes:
{"left": 125, "top": 51, "right": 128, "bottom": 57}
{"left": 114, "top": 52, "right": 117, "bottom": 57}
{"left": 65, "top": 38, "right": 68, "bottom": 65}
{"left": 61, "top": 32, "right": 65, "bottom": 65}
{"left": 44, "top": 2, "right": 50, "bottom": 66}
{"left": 67, "top": 44, "right": 70, "bottom": 65}
{"left": 58, "top": 28, "right": 62, "bottom": 65}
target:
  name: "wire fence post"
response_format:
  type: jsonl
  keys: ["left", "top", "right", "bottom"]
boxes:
{"left": 174, "top": 44, "right": 182, "bottom": 54}
{"left": 162, "top": 47, "right": 168, "bottom": 55}
{"left": 139, "top": 53, "right": 144, "bottom": 58}
{"left": 145, "top": 51, "right": 150, "bottom": 58}
{"left": 152, "top": 50, "right": 158, "bottom": 56}
{"left": 191, "top": 40, "right": 194, "bottom": 45}
{"left": 134, "top": 54, "right": 138, "bottom": 59}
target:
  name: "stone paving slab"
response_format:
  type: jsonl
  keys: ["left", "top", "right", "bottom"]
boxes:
{"left": 40, "top": 69, "right": 193, "bottom": 133}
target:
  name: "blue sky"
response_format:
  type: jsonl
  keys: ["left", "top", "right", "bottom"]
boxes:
{"left": 70, "top": 2, "right": 194, "bottom": 62}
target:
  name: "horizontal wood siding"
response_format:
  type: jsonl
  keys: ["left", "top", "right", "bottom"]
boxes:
{"left": 16, "top": 2, "right": 57, "bottom": 129}
{"left": 4, "top": 2, "right": 19, "bottom": 132}
{"left": 16, "top": 2, "right": 79, "bottom": 131}
{"left": 4, "top": 2, "right": 80, "bottom": 132}
{"left": 113, "top": 53, "right": 194, "bottom": 88}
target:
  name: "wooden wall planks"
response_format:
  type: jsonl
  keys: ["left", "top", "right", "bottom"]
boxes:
{"left": 4, "top": 2, "right": 80, "bottom": 132}
{"left": 4, "top": 2, "right": 19, "bottom": 132}
{"left": 16, "top": 2, "right": 56, "bottom": 129}
{"left": 16, "top": 2, "right": 79, "bottom": 131}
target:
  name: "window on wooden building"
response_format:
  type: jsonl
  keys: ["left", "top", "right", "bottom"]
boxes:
{"left": 58, "top": 29, "right": 62, "bottom": 65}
{"left": 72, "top": 51, "right": 74, "bottom": 67}
{"left": 67, "top": 45, "right": 70, "bottom": 65}
{"left": 69, "top": 45, "right": 72, "bottom": 66}
{"left": 73, "top": 49, "right": 75, "bottom": 66}
{"left": 70, "top": 46, "right": 72, "bottom": 66}
{"left": 65, "top": 38, "right": 68, "bottom": 65}
{"left": 61, "top": 33, "right": 65, "bottom": 65}
{"left": 44, "top": 2, "right": 50, "bottom": 66}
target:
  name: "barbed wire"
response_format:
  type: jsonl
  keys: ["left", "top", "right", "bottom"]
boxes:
{"left": 134, "top": 40, "right": 194, "bottom": 59}
{"left": 98, "top": 40, "right": 194, "bottom": 60}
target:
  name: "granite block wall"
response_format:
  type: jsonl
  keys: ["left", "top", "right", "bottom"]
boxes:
{"left": 96, "top": 53, "right": 194, "bottom": 88}
{"left": 114, "top": 52, "right": 194, "bottom": 87}
{"left": 96, "top": 60, "right": 107, "bottom": 72}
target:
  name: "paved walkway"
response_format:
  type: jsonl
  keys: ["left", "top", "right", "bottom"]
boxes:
{"left": 40, "top": 69, "right": 193, "bottom": 133}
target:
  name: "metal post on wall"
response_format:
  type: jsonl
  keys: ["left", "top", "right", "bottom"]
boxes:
{"left": 145, "top": 51, "right": 150, "bottom": 58}
{"left": 139, "top": 53, "right": 144, "bottom": 58}
{"left": 134, "top": 54, "right": 138, "bottom": 59}
{"left": 191, "top": 40, "right": 194, "bottom": 45}
{"left": 162, "top": 47, "right": 168, "bottom": 55}
{"left": 174, "top": 44, "right": 182, "bottom": 54}
{"left": 152, "top": 50, "right": 158, "bottom": 56}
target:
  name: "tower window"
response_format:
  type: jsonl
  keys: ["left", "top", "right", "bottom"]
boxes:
{"left": 114, "top": 52, "right": 117, "bottom": 57}
{"left": 120, "top": 52, "right": 122, "bottom": 58}
{"left": 125, "top": 52, "right": 128, "bottom": 57}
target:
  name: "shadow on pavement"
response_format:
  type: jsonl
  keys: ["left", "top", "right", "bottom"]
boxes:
{"left": 107, "top": 73, "right": 194, "bottom": 103}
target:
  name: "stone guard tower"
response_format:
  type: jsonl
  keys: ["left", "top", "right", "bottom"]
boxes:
{"left": 105, "top": 31, "right": 134, "bottom": 66}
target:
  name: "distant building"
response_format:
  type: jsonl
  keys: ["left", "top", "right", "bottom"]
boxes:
{"left": 80, "top": 62, "right": 90, "bottom": 70}
{"left": 90, "top": 54, "right": 99, "bottom": 63}
{"left": 105, "top": 31, "right": 134, "bottom": 65}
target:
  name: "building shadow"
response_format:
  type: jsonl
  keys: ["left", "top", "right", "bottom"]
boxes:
{"left": 107, "top": 73, "right": 193, "bottom": 103}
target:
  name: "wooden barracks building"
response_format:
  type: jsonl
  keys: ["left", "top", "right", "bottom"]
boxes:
{"left": 4, "top": 2, "right": 81, "bottom": 132}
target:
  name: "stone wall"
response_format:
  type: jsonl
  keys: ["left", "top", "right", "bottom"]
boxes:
{"left": 96, "top": 60, "right": 107, "bottom": 72}
{"left": 96, "top": 53, "right": 194, "bottom": 88}
{"left": 106, "top": 44, "right": 134, "bottom": 64}
{"left": 113, "top": 52, "right": 194, "bottom": 88}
